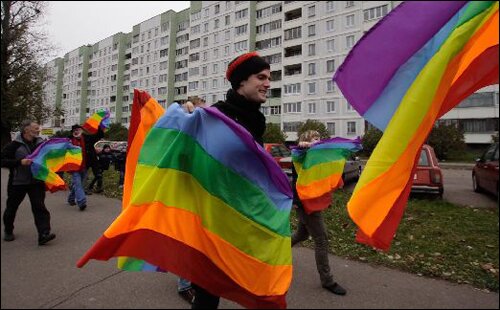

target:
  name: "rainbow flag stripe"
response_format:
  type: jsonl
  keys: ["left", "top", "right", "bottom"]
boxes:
{"left": 77, "top": 92, "right": 293, "bottom": 308}
{"left": 82, "top": 109, "right": 110, "bottom": 134}
{"left": 333, "top": 1, "right": 499, "bottom": 250}
{"left": 26, "top": 138, "right": 82, "bottom": 192}
{"left": 292, "top": 137, "right": 362, "bottom": 214}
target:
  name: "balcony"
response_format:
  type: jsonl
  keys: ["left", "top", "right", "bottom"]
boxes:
{"left": 284, "top": 8, "right": 301, "bottom": 22}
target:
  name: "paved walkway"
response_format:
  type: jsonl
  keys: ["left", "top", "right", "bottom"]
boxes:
{"left": 1, "top": 168, "right": 498, "bottom": 309}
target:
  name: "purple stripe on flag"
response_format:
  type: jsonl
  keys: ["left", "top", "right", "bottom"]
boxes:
{"left": 333, "top": 1, "right": 466, "bottom": 115}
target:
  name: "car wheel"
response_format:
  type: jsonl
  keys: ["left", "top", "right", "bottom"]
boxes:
{"left": 472, "top": 173, "right": 482, "bottom": 193}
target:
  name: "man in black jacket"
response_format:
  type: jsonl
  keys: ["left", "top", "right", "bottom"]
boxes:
{"left": 190, "top": 51, "right": 271, "bottom": 309}
{"left": 1, "top": 120, "right": 56, "bottom": 245}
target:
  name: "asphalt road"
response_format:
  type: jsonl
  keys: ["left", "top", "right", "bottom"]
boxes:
{"left": 1, "top": 168, "right": 498, "bottom": 309}
{"left": 343, "top": 166, "right": 497, "bottom": 209}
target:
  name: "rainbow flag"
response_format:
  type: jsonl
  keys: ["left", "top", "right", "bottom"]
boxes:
{"left": 292, "top": 137, "right": 362, "bottom": 214}
{"left": 26, "top": 138, "right": 82, "bottom": 192}
{"left": 333, "top": 1, "right": 499, "bottom": 250}
{"left": 82, "top": 109, "right": 110, "bottom": 134}
{"left": 77, "top": 92, "right": 293, "bottom": 308}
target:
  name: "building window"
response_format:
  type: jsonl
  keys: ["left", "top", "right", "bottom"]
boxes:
{"left": 346, "top": 14, "right": 355, "bottom": 28}
{"left": 346, "top": 35, "right": 355, "bottom": 49}
{"left": 326, "top": 80, "right": 335, "bottom": 93}
{"left": 327, "top": 59, "right": 335, "bottom": 73}
{"left": 308, "top": 102, "right": 316, "bottom": 114}
{"left": 308, "top": 82, "right": 316, "bottom": 94}
{"left": 327, "top": 39, "right": 335, "bottom": 52}
{"left": 326, "top": 1, "right": 335, "bottom": 12}
{"left": 326, "top": 19, "right": 335, "bottom": 32}
{"left": 308, "top": 63, "right": 316, "bottom": 75}
{"left": 284, "top": 102, "right": 302, "bottom": 113}
{"left": 364, "top": 5, "right": 389, "bottom": 21}
{"left": 308, "top": 24, "right": 316, "bottom": 37}
{"left": 308, "top": 5, "right": 315, "bottom": 17}
{"left": 326, "top": 101, "right": 336, "bottom": 113}
{"left": 308, "top": 43, "right": 316, "bottom": 56}
{"left": 347, "top": 121, "right": 357, "bottom": 135}
{"left": 346, "top": 102, "right": 354, "bottom": 111}
{"left": 327, "top": 122, "right": 335, "bottom": 135}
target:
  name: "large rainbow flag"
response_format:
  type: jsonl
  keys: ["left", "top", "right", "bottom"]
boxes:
{"left": 292, "top": 137, "right": 362, "bottom": 214}
{"left": 82, "top": 109, "right": 110, "bottom": 134}
{"left": 77, "top": 90, "right": 293, "bottom": 308}
{"left": 333, "top": 1, "right": 499, "bottom": 250}
{"left": 26, "top": 138, "right": 82, "bottom": 192}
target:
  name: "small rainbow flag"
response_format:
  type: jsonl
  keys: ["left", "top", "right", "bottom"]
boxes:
{"left": 82, "top": 109, "right": 110, "bottom": 134}
{"left": 77, "top": 91, "right": 293, "bottom": 308}
{"left": 26, "top": 138, "right": 82, "bottom": 192}
{"left": 333, "top": 1, "right": 499, "bottom": 250}
{"left": 292, "top": 137, "right": 362, "bottom": 214}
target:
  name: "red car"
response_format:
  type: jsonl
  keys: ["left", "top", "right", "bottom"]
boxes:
{"left": 472, "top": 142, "right": 499, "bottom": 197}
{"left": 411, "top": 144, "right": 444, "bottom": 198}
{"left": 264, "top": 143, "right": 293, "bottom": 173}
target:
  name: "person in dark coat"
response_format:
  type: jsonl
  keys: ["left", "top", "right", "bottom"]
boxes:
{"left": 67, "top": 124, "right": 104, "bottom": 210}
{"left": 1, "top": 120, "right": 56, "bottom": 245}
{"left": 190, "top": 51, "right": 271, "bottom": 309}
{"left": 87, "top": 144, "right": 113, "bottom": 193}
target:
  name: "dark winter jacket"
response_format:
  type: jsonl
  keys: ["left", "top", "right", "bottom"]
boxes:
{"left": 212, "top": 89, "right": 266, "bottom": 146}
{"left": 0, "top": 134, "right": 45, "bottom": 186}
{"left": 97, "top": 151, "right": 113, "bottom": 171}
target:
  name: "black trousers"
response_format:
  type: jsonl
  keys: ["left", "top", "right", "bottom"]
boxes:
{"left": 191, "top": 283, "right": 220, "bottom": 309}
{"left": 87, "top": 165, "right": 103, "bottom": 191}
{"left": 3, "top": 183, "right": 51, "bottom": 236}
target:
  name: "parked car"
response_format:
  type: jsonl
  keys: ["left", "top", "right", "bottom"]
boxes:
{"left": 94, "top": 140, "right": 128, "bottom": 154}
{"left": 342, "top": 154, "right": 362, "bottom": 184}
{"left": 264, "top": 143, "right": 293, "bottom": 174}
{"left": 411, "top": 144, "right": 444, "bottom": 197}
{"left": 472, "top": 142, "right": 499, "bottom": 197}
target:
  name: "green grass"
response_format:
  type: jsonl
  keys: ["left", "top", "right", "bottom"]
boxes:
{"left": 85, "top": 170, "right": 499, "bottom": 292}
{"left": 291, "top": 189, "right": 499, "bottom": 292}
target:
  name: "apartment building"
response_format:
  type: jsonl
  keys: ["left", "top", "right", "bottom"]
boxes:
{"left": 43, "top": 1, "right": 498, "bottom": 145}
{"left": 43, "top": 58, "right": 64, "bottom": 128}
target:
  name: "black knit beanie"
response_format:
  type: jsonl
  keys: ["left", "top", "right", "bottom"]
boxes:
{"left": 226, "top": 52, "right": 270, "bottom": 90}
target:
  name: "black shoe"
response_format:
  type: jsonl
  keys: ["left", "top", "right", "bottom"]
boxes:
{"left": 79, "top": 204, "right": 87, "bottom": 211}
{"left": 323, "top": 282, "right": 347, "bottom": 296}
{"left": 68, "top": 201, "right": 76, "bottom": 206}
{"left": 178, "top": 288, "right": 195, "bottom": 304}
{"left": 38, "top": 233, "right": 56, "bottom": 245}
{"left": 94, "top": 189, "right": 103, "bottom": 194}
{"left": 85, "top": 190, "right": 93, "bottom": 195}
{"left": 4, "top": 233, "right": 15, "bottom": 242}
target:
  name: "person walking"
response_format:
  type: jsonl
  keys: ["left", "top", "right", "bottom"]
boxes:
{"left": 1, "top": 120, "right": 56, "bottom": 245}
{"left": 87, "top": 144, "right": 113, "bottom": 193}
{"left": 67, "top": 124, "right": 103, "bottom": 210}
{"left": 291, "top": 130, "right": 347, "bottom": 296}
{"left": 189, "top": 51, "right": 271, "bottom": 309}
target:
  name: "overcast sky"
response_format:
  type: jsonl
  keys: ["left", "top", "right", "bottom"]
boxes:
{"left": 41, "top": 1, "right": 190, "bottom": 59}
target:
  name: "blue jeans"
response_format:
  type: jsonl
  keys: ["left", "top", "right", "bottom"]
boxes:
{"left": 68, "top": 170, "right": 87, "bottom": 207}
{"left": 177, "top": 277, "right": 191, "bottom": 292}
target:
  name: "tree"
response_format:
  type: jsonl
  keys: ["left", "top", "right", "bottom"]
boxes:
{"left": 361, "top": 126, "right": 383, "bottom": 156}
{"left": 427, "top": 123, "right": 466, "bottom": 160}
{"left": 263, "top": 123, "right": 287, "bottom": 144}
{"left": 297, "top": 119, "right": 330, "bottom": 140}
{"left": 104, "top": 123, "right": 129, "bottom": 141}
{"left": 1, "top": 1, "right": 54, "bottom": 147}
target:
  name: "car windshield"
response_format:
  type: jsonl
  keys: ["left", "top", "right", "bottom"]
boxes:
{"left": 270, "top": 145, "right": 291, "bottom": 157}
{"left": 418, "top": 149, "right": 430, "bottom": 166}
